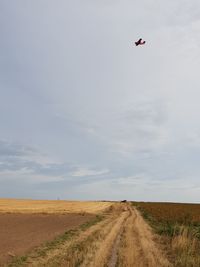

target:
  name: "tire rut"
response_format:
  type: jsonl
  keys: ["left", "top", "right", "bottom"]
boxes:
{"left": 107, "top": 207, "right": 131, "bottom": 267}
{"left": 117, "top": 205, "right": 171, "bottom": 267}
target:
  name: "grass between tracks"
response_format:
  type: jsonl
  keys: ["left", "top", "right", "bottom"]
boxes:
{"left": 133, "top": 202, "right": 200, "bottom": 267}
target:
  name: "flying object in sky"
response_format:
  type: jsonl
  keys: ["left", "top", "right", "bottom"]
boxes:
{"left": 135, "top": 38, "right": 146, "bottom": 46}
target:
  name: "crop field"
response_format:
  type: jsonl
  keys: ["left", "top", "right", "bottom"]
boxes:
{"left": 0, "top": 199, "right": 112, "bottom": 214}
{"left": 0, "top": 199, "right": 171, "bottom": 267}
{"left": 0, "top": 199, "right": 112, "bottom": 266}
{"left": 133, "top": 202, "right": 200, "bottom": 267}
{"left": 133, "top": 202, "right": 200, "bottom": 225}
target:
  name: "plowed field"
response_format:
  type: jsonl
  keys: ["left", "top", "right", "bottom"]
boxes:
{"left": 0, "top": 213, "right": 95, "bottom": 266}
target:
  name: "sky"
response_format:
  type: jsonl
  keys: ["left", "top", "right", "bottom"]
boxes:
{"left": 1, "top": 0, "right": 200, "bottom": 202}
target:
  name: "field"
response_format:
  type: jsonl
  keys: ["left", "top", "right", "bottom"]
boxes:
{"left": 133, "top": 202, "right": 200, "bottom": 266}
{"left": 0, "top": 199, "right": 171, "bottom": 267}
{"left": 0, "top": 199, "right": 112, "bottom": 214}
{"left": 0, "top": 213, "right": 95, "bottom": 266}
{"left": 133, "top": 202, "right": 200, "bottom": 225}
{"left": 2, "top": 199, "right": 200, "bottom": 267}
{"left": 0, "top": 199, "right": 112, "bottom": 266}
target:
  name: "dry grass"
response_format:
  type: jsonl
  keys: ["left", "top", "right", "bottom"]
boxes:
{"left": 117, "top": 207, "right": 171, "bottom": 267}
{"left": 0, "top": 198, "right": 112, "bottom": 214}
{"left": 88, "top": 210, "right": 128, "bottom": 267}
{"left": 27, "top": 215, "right": 109, "bottom": 267}
{"left": 134, "top": 202, "right": 200, "bottom": 267}
{"left": 172, "top": 226, "right": 200, "bottom": 267}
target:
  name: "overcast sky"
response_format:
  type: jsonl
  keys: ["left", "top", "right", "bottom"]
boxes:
{"left": 1, "top": 1, "right": 200, "bottom": 202}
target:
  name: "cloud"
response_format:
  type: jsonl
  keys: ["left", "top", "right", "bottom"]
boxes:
{"left": 0, "top": 169, "right": 64, "bottom": 184}
{"left": 115, "top": 174, "right": 199, "bottom": 191}
{"left": 63, "top": 173, "right": 200, "bottom": 202}
{"left": 71, "top": 167, "right": 109, "bottom": 177}
{"left": 0, "top": 140, "right": 69, "bottom": 182}
{"left": 90, "top": 98, "right": 169, "bottom": 157}
{"left": 0, "top": 140, "right": 109, "bottom": 184}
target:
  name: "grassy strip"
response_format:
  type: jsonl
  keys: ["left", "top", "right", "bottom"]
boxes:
{"left": 8, "top": 214, "right": 103, "bottom": 267}
{"left": 55, "top": 226, "right": 104, "bottom": 267}
{"left": 132, "top": 202, "right": 200, "bottom": 267}
{"left": 135, "top": 204, "right": 177, "bottom": 236}
{"left": 133, "top": 202, "right": 200, "bottom": 237}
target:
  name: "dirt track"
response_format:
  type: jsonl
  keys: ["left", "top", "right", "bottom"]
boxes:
{"left": 0, "top": 213, "right": 95, "bottom": 266}
{"left": 117, "top": 206, "right": 171, "bottom": 267}
{"left": 14, "top": 203, "right": 171, "bottom": 267}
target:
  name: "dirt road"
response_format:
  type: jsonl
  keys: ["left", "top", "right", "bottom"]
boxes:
{"left": 117, "top": 206, "right": 171, "bottom": 267}
{"left": 8, "top": 203, "right": 171, "bottom": 267}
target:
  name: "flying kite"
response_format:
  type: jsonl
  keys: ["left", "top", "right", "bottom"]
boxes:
{"left": 135, "top": 38, "right": 146, "bottom": 46}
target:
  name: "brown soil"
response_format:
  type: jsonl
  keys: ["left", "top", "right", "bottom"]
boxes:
{"left": 0, "top": 213, "right": 94, "bottom": 266}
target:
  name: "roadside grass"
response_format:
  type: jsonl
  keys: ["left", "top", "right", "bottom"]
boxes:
{"left": 56, "top": 224, "right": 106, "bottom": 267}
{"left": 133, "top": 202, "right": 200, "bottom": 267}
{"left": 8, "top": 214, "right": 104, "bottom": 267}
{"left": 45, "top": 206, "right": 126, "bottom": 267}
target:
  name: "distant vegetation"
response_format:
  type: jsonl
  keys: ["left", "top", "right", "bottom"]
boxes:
{"left": 133, "top": 202, "right": 200, "bottom": 267}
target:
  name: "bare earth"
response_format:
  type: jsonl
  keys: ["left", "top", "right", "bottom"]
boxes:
{"left": 0, "top": 213, "right": 95, "bottom": 266}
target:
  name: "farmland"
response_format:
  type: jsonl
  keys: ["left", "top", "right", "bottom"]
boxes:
{"left": 0, "top": 199, "right": 112, "bottom": 266}
{"left": 133, "top": 202, "right": 200, "bottom": 225}
{"left": 133, "top": 202, "right": 200, "bottom": 266}
{"left": 2, "top": 199, "right": 200, "bottom": 267}
{"left": 0, "top": 199, "right": 170, "bottom": 267}
{"left": 0, "top": 199, "right": 112, "bottom": 214}
{"left": 0, "top": 213, "right": 96, "bottom": 266}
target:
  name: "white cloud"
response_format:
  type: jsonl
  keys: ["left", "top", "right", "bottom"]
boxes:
{"left": 0, "top": 169, "right": 64, "bottom": 184}
{"left": 71, "top": 167, "right": 109, "bottom": 177}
